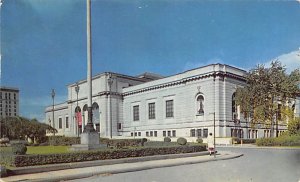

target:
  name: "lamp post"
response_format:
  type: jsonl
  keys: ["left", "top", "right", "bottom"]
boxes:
{"left": 108, "top": 74, "right": 114, "bottom": 139}
{"left": 209, "top": 112, "right": 216, "bottom": 158}
{"left": 51, "top": 89, "right": 55, "bottom": 136}
{"left": 75, "top": 83, "right": 80, "bottom": 137}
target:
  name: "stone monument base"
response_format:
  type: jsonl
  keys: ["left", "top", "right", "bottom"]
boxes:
{"left": 80, "top": 131, "right": 99, "bottom": 145}
{"left": 70, "top": 144, "right": 107, "bottom": 151}
{"left": 70, "top": 131, "right": 107, "bottom": 151}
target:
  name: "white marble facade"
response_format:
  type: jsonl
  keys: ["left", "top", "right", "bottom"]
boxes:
{"left": 45, "top": 64, "right": 295, "bottom": 140}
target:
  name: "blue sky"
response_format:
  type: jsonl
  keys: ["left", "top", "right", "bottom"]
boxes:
{"left": 1, "top": 0, "right": 300, "bottom": 122}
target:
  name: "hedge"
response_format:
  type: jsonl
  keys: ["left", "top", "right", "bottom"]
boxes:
{"left": 232, "top": 138, "right": 256, "bottom": 144}
{"left": 0, "top": 150, "right": 13, "bottom": 167}
{"left": 144, "top": 141, "right": 179, "bottom": 147}
{"left": 48, "top": 136, "right": 80, "bottom": 146}
{"left": 101, "top": 138, "right": 147, "bottom": 148}
{"left": 9, "top": 145, "right": 206, "bottom": 167}
{"left": 256, "top": 135, "right": 300, "bottom": 146}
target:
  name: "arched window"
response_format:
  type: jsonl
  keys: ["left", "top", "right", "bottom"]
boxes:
{"left": 196, "top": 95, "right": 204, "bottom": 115}
{"left": 232, "top": 93, "right": 237, "bottom": 121}
{"left": 83, "top": 104, "right": 88, "bottom": 112}
{"left": 92, "top": 102, "right": 100, "bottom": 125}
{"left": 74, "top": 106, "right": 82, "bottom": 127}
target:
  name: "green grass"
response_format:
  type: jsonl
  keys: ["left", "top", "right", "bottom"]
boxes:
{"left": 27, "top": 146, "right": 70, "bottom": 154}
{"left": 0, "top": 146, "right": 70, "bottom": 154}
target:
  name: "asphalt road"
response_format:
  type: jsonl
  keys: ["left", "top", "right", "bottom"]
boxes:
{"left": 69, "top": 147, "right": 300, "bottom": 182}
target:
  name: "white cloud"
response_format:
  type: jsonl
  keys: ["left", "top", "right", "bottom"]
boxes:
{"left": 265, "top": 49, "right": 300, "bottom": 73}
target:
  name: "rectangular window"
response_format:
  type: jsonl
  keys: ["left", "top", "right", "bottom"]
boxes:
{"left": 138, "top": 132, "right": 141, "bottom": 137}
{"left": 131, "top": 132, "right": 133, "bottom": 137}
{"left": 172, "top": 130, "right": 176, "bottom": 137}
{"left": 117, "top": 123, "right": 122, "bottom": 130}
{"left": 197, "top": 129, "right": 202, "bottom": 138}
{"left": 146, "top": 131, "right": 149, "bottom": 137}
{"left": 163, "top": 131, "right": 166, "bottom": 137}
{"left": 154, "top": 131, "right": 157, "bottom": 137}
{"left": 150, "top": 131, "right": 153, "bottom": 137}
{"left": 59, "top": 118, "right": 62, "bottom": 129}
{"left": 96, "top": 124, "right": 100, "bottom": 132}
{"left": 148, "top": 103, "right": 155, "bottom": 119}
{"left": 166, "top": 100, "right": 174, "bottom": 118}
{"left": 65, "top": 116, "right": 69, "bottom": 128}
{"left": 167, "top": 131, "right": 171, "bottom": 137}
{"left": 190, "top": 129, "right": 196, "bottom": 137}
{"left": 133, "top": 105, "right": 139, "bottom": 121}
{"left": 203, "top": 129, "right": 208, "bottom": 138}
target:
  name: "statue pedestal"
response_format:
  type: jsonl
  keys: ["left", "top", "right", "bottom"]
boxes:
{"left": 71, "top": 131, "right": 107, "bottom": 151}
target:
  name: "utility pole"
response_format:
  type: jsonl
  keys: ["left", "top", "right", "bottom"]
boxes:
{"left": 75, "top": 83, "right": 80, "bottom": 137}
{"left": 213, "top": 112, "right": 216, "bottom": 158}
{"left": 108, "top": 74, "right": 114, "bottom": 139}
{"left": 51, "top": 89, "right": 55, "bottom": 136}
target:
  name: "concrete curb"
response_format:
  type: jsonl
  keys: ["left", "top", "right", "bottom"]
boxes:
{"left": 217, "top": 145, "right": 300, "bottom": 150}
{"left": 9, "top": 151, "right": 210, "bottom": 176}
{"left": 26, "top": 152, "right": 243, "bottom": 182}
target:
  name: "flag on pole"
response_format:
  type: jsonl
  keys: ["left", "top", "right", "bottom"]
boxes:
{"left": 76, "top": 112, "right": 82, "bottom": 126}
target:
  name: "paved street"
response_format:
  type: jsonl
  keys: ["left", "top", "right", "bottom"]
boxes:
{"left": 69, "top": 147, "right": 300, "bottom": 182}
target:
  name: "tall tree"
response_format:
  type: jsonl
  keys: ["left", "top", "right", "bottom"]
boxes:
{"left": 236, "top": 61, "right": 300, "bottom": 137}
{"left": 0, "top": 116, "right": 57, "bottom": 142}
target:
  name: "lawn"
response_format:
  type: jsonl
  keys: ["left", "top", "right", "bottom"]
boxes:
{"left": 27, "top": 146, "right": 70, "bottom": 154}
{"left": 0, "top": 146, "right": 70, "bottom": 154}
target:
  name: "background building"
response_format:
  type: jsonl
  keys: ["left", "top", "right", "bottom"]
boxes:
{"left": 45, "top": 64, "right": 297, "bottom": 140}
{"left": 0, "top": 87, "right": 19, "bottom": 118}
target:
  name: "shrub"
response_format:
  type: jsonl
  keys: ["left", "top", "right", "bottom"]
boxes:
{"left": 164, "top": 137, "right": 171, "bottom": 142}
{"left": 232, "top": 137, "right": 241, "bottom": 144}
{"left": 288, "top": 117, "right": 300, "bottom": 135}
{"left": 196, "top": 138, "right": 203, "bottom": 144}
{"left": 10, "top": 145, "right": 206, "bottom": 167}
{"left": 241, "top": 139, "right": 256, "bottom": 144}
{"left": 99, "top": 137, "right": 110, "bottom": 144}
{"left": 11, "top": 143, "right": 27, "bottom": 155}
{"left": 0, "top": 149, "right": 13, "bottom": 167}
{"left": 177, "top": 137, "right": 187, "bottom": 145}
{"left": 144, "top": 141, "right": 178, "bottom": 147}
{"left": 0, "top": 137, "right": 9, "bottom": 147}
{"left": 0, "top": 165, "right": 7, "bottom": 177}
{"left": 102, "top": 139, "right": 146, "bottom": 148}
{"left": 256, "top": 135, "right": 300, "bottom": 146}
{"left": 48, "top": 136, "right": 80, "bottom": 146}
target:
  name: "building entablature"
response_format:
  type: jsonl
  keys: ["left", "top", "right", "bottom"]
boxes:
{"left": 123, "top": 64, "right": 247, "bottom": 96}
{"left": 45, "top": 102, "right": 68, "bottom": 113}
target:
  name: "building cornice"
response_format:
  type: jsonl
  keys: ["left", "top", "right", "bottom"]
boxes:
{"left": 123, "top": 71, "right": 246, "bottom": 96}
{"left": 66, "top": 91, "right": 123, "bottom": 104}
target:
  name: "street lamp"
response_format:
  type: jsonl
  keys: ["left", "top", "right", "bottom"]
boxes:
{"left": 75, "top": 83, "right": 80, "bottom": 137}
{"left": 108, "top": 74, "right": 114, "bottom": 139}
{"left": 209, "top": 112, "right": 216, "bottom": 158}
{"left": 51, "top": 89, "right": 55, "bottom": 136}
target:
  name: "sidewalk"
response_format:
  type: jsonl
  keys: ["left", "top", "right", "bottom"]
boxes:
{"left": 217, "top": 144, "right": 300, "bottom": 150}
{"left": 0, "top": 151, "right": 242, "bottom": 182}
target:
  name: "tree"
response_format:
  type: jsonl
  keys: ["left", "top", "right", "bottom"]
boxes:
{"left": 236, "top": 61, "right": 300, "bottom": 137}
{"left": 287, "top": 117, "right": 300, "bottom": 135}
{"left": 0, "top": 116, "right": 57, "bottom": 143}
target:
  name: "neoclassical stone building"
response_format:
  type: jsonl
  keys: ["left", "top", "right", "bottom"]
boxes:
{"left": 45, "top": 64, "right": 297, "bottom": 140}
